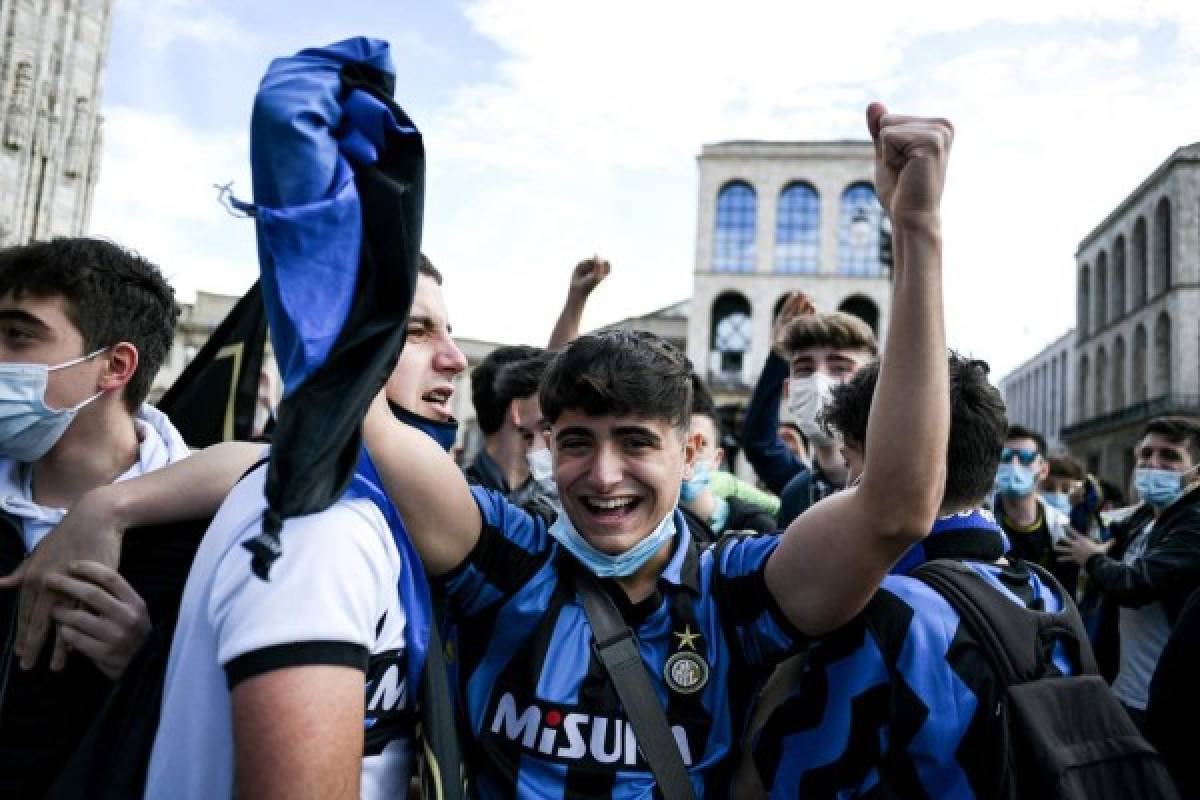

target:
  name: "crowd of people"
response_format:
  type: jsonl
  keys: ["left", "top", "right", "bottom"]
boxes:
{"left": 0, "top": 36, "right": 1197, "bottom": 800}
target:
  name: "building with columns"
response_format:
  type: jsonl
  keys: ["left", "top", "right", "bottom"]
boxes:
{"left": 999, "top": 330, "right": 1072, "bottom": 454}
{"left": 1002, "top": 142, "right": 1200, "bottom": 491}
{"left": 685, "top": 140, "right": 892, "bottom": 444}
{"left": 0, "top": 0, "right": 112, "bottom": 245}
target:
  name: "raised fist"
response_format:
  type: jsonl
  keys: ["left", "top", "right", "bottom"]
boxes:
{"left": 569, "top": 256, "right": 611, "bottom": 298}
{"left": 866, "top": 103, "right": 954, "bottom": 225}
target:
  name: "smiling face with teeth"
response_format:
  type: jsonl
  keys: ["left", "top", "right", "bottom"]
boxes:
{"left": 552, "top": 410, "right": 696, "bottom": 556}
{"left": 384, "top": 274, "right": 469, "bottom": 422}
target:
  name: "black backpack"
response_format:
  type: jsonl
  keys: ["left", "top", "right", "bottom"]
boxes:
{"left": 913, "top": 558, "right": 1178, "bottom": 800}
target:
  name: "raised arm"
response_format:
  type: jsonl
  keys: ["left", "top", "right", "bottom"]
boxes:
{"left": 740, "top": 292, "right": 816, "bottom": 493}
{"left": 546, "top": 256, "right": 610, "bottom": 350}
{"left": 362, "top": 394, "right": 481, "bottom": 575}
{"left": 765, "top": 105, "right": 952, "bottom": 636}
{"left": 0, "top": 441, "right": 264, "bottom": 668}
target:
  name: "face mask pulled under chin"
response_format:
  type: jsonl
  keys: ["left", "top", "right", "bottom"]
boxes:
{"left": 787, "top": 373, "right": 838, "bottom": 447}
{"left": 549, "top": 507, "right": 678, "bottom": 578}
{"left": 0, "top": 350, "right": 106, "bottom": 462}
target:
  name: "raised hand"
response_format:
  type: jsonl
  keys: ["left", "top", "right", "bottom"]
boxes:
{"left": 569, "top": 256, "right": 611, "bottom": 299}
{"left": 771, "top": 291, "right": 816, "bottom": 351}
{"left": 866, "top": 103, "right": 954, "bottom": 225}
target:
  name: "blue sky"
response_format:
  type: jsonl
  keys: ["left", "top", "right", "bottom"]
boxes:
{"left": 90, "top": 0, "right": 1200, "bottom": 376}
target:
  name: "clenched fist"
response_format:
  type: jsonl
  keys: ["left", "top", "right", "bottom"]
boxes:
{"left": 866, "top": 103, "right": 954, "bottom": 226}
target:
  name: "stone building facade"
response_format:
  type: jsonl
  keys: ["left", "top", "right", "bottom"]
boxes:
{"left": 1003, "top": 142, "right": 1200, "bottom": 491}
{"left": 999, "top": 330, "right": 1072, "bottom": 454}
{"left": 0, "top": 0, "right": 113, "bottom": 244}
{"left": 685, "top": 141, "right": 892, "bottom": 414}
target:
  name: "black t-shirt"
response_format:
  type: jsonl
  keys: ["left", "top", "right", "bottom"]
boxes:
{"left": 995, "top": 503, "right": 1079, "bottom": 594}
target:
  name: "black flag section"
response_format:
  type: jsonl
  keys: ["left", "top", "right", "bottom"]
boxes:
{"left": 156, "top": 282, "right": 268, "bottom": 448}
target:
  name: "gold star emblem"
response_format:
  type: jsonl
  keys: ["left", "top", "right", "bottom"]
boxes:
{"left": 674, "top": 625, "right": 701, "bottom": 651}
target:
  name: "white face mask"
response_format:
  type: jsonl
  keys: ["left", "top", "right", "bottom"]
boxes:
{"left": 787, "top": 373, "right": 839, "bottom": 446}
{"left": 526, "top": 446, "right": 556, "bottom": 492}
{"left": 0, "top": 350, "right": 105, "bottom": 462}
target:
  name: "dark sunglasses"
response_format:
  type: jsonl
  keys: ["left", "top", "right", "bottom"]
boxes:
{"left": 1000, "top": 447, "right": 1039, "bottom": 466}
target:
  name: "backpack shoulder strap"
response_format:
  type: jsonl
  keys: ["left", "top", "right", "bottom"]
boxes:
{"left": 912, "top": 559, "right": 1096, "bottom": 685}
{"left": 574, "top": 569, "right": 697, "bottom": 800}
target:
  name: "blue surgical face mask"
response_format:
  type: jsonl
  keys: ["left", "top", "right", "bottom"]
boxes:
{"left": 679, "top": 462, "right": 711, "bottom": 503}
{"left": 994, "top": 462, "right": 1037, "bottom": 498}
{"left": 0, "top": 350, "right": 106, "bottom": 462}
{"left": 549, "top": 507, "right": 678, "bottom": 578}
{"left": 1042, "top": 491, "right": 1072, "bottom": 515}
{"left": 1135, "top": 468, "right": 1184, "bottom": 509}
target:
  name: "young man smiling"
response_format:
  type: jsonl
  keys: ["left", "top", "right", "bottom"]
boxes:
{"left": 353, "top": 103, "right": 954, "bottom": 796}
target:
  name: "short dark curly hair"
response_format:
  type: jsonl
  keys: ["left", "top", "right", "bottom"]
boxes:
{"left": 471, "top": 345, "right": 543, "bottom": 435}
{"left": 822, "top": 352, "right": 1007, "bottom": 510}
{"left": 0, "top": 237, "right": 179, "bottom": 410}
{"left": 540, "top": 329, "right": 692, "bottom": 431}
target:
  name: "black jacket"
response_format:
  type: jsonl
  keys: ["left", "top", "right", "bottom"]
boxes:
{"left": 0, "top": 513, "right": 207, "bottom": 798}
{"left": 1085, "top": 484, "right": 1200, "bottom": 625}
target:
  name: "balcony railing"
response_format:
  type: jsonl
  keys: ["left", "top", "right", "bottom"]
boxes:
{"left": 1061, "top": 394, "right": 1200, "bottom": 440}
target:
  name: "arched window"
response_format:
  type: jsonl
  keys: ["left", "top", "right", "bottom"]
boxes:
{"left": 1078, "top": 264, "right": 1091, "bottom": 337}
{"left": 709, "top": 292, "right": 752, "bottom": 380}
{"left": 1154, "top": 311, "right": 1171, "bottom": 398}
{"left": 1113, "top": 335, "right": 1126, "bottom": 411}
{"left": 838, "top": 294, "right": 880, "bottom": 336}
{"left": 1133, "top": 324, "right": 1148, "bottom": 403}
{"left": 1095, "top": 346, "right": 1108, "bottom": 416}
{"left": 1095, "top": 251, "right": 1108, "bottom": 329}
{"left": 713, "top": 181, "right": 756, "bottom": 273}
{"left": 1113, "top": 235, "right": 1126, "bottom": 319}
{"left": 837, "top": 183, "right": 883, "bottom": 276}
{"left": 1133, "top": 217, "right": 1148, "bottom": 306}
{"left": 1154, "top": 197, "right": 1172, "bottom": 295}
{"left": 774, "top": 182, "right": 819, "bottom": 273}
{"left": 1078, "top": 354, "right": 1089, "bottom": 421}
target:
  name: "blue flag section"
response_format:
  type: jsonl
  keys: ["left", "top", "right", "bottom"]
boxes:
{"left": 236, "top": 37, "right": 430, "bottom": 707}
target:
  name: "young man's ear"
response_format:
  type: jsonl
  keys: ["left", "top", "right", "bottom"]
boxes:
{"left": 1035, "top": 457, "right": 1051, "bottom": 483}
{"left": 682, "top": 431, "right": 700, "bottom": 477}
{"left": 99, "top": 342, "right": 138, "bottom": 395}
{"left": 505, "top": 399, "right": 521, "bottom": 430}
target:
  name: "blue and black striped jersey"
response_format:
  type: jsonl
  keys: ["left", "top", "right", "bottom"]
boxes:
{"left": 436, "top": 487, "right": 803, "bottom": 798}
{"left": 750, "top": 513, "right": 1076, "bottom": 799}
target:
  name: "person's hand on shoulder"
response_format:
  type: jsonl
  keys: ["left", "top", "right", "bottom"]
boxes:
{"left": 47, "top": 561, "right": 151, "bottom": 680}
{"left": 0, "top": 485, "right": 126, "bottom": 671}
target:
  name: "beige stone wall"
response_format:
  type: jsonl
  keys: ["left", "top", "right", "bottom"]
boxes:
{"left": 0, "top": 0, "right": 113, "bottom": 245}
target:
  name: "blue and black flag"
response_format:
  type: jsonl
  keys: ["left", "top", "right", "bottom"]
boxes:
{"left": 234, "top": 39, "right": 454, "bottom": 790}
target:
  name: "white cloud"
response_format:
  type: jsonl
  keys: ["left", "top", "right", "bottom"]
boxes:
{"left": 89, "top": 107, "right": 258, "bottom": 301}
{"left": 115, "top": 0, "right": 262, "bottom": 52}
